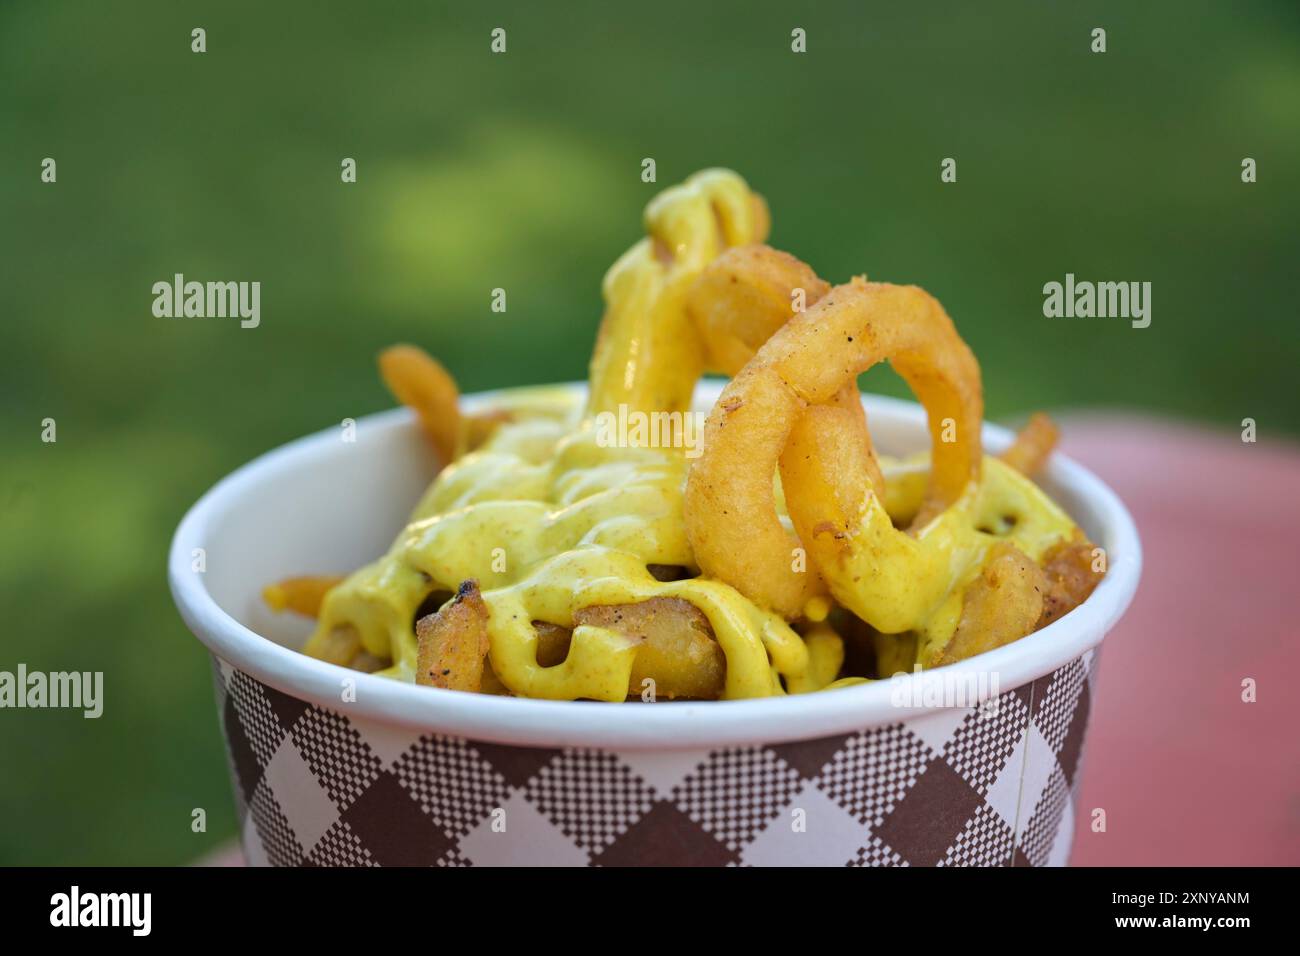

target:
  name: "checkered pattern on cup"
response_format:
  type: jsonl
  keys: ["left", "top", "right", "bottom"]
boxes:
{"left": 214, "top": 651, "right": 1099, "bottom": 867}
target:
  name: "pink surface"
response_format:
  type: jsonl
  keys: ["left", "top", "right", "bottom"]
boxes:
{"left": 1060, "top": 416, "right": 1300, "bottom": 866}
{"left": 196, "top": 416, "right": 1300, "bottom": 867}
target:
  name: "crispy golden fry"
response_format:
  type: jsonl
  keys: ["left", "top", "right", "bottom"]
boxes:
{"left": 415, "top": 580, "right": 491, "bottom": 691}
{"left": 262, "top": 575, "right": 345, "bottom": 617}
{"left": 687, "top": 278, "right": 983, "bottom": 619}
{"left": 687, "top": 245, "right": 885, "bottom": 498}
{"left": 378, "top": 344, "right": 462, "bottom": 464}
{"left": 1035, "top": 536, "right": 1105, "bottom": 629}
{"left": 781, "top": 402, "right": 878, "bottom": 552}
{"left": 1000, "top": 413, "right": 1059, "bottom": 477}
{"left": 688, "top": 244, "right": 830, "bottom": 377}
{"left": 529, "top": 598, "right": 726, "bottom": 700}
{"left": 932, "top": 543, "right": 1046, "bottom": 667}
{"left": 577, "top": 598, "right": 726, "bottom": 700}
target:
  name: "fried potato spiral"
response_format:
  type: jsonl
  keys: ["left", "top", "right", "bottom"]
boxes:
{"left": 586, "top": 169, "right": 771, "bottom": 417}
{"left": 688, "top": 244, "right": 828, "bottom": 377}
{"left": 686, "top": 278, "right": 983, "bottom": 621}
{"left": 686, "top": 245, "right": 886, "bottom": 498}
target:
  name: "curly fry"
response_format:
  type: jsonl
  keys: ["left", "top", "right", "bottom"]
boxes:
{"left": 262, "top": 575, "right": 345, "bottom": 618}
{"left": 687, "top": 245, "right": 885, "bottom": 498}
{"left": 378, "top": 344, "right": 462, "bottom": 464}
{"left": 586, "top": 169, "right": 770, "bottom": 417}
{"left": 686, "top": 278, "right": 983, "bottom": 620}
{"left": 1000, "top": 412, "right": 1059, "bottom": 477}
{"left": 688, "top": 244, "right": 829, "bottom": 376}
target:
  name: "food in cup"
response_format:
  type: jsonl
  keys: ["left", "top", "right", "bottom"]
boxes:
{"left": 263, "top": 169, "right": 1104, "bottom": 701}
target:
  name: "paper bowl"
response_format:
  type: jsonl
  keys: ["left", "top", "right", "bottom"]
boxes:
{"left": 169, "top": 382, "right": 1140, "bottom": 866}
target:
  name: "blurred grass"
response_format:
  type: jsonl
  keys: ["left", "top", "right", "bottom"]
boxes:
{"left": 0, "top": 0, "right": 1297, "bottom": 863}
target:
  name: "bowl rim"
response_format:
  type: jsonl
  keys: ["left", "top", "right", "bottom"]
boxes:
{"left": 169, "top": 382, "right": 1142, "bottom": 750}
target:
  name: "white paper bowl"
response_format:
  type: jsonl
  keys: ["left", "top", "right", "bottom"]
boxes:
{"left": 170, "top": 382, "right": 1140, "bottom": 866}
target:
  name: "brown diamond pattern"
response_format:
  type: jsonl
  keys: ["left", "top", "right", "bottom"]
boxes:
{"left": 673, "top": 747, "right": 803, "bottom": 851}
{"left": 395, "top": 734, "right": 510, "bottom": 836}
{"left": 211, "top": 648, "right": 1099, "bottom": 867}
{"left": 525, "top": 750, "right": 655, "bottom": 852}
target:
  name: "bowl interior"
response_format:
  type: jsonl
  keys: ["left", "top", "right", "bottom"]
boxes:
{"left": 201, "top": 407, "right": 440, "bottom": 653}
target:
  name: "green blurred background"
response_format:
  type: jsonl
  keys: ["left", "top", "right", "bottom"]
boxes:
{"left": 1, "top": 1, "right": 1296, "bottom": 863}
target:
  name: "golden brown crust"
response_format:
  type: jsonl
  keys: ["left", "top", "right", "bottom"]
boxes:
{"left": 687, "top": 244, "right": 831, "bottom": 377}
{"left": 687, "top": 246, "right": 885, "bottom": 500}
{"left": 526, "top": 598, "right": 727, "bottom": 700}
{"left": 933, "top": 543, "right": 1046, "bottom": 667}
{"left": 689, "top": 279, "right": 983, "bottom": 619}
{"left": 1035, "top": 536, "right": 1105, "bottom": 630}
{"left": 415, "top": 579, "right": 491, "bottom": 691}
